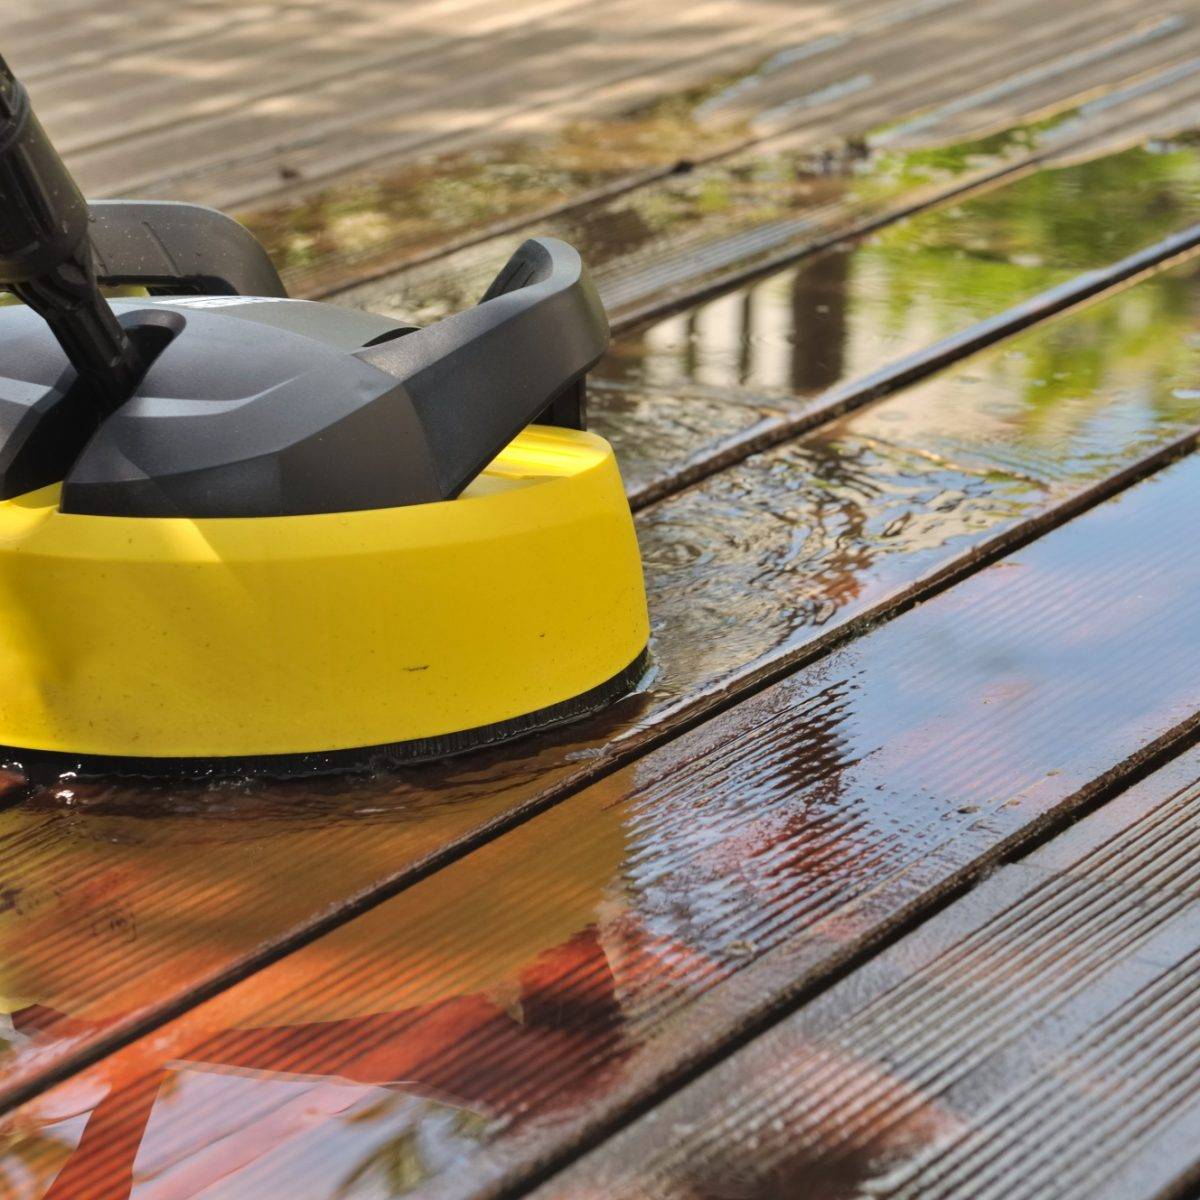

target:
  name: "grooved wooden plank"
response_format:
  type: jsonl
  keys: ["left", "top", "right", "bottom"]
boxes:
{"left": 6, "top": 2, "right": 317, "bottom": 87}
{"left": 0, "top": 0, "right": 233, "bottom": 57}
{"left": 0, "top": 240, "right": 1198, "bottom": 1139}
{"left": 852, "top": 13, "right": 1196, "bottom": 149}
{"left": 30, "top": 0, "right": 603, "bottom": 156}
{"left": 6, "top": 425, "right": 1199, "bottom": 1200}
{"left": 538, "top": 743, "right": 1200, "bottom": 1200}
{"left": 65, "top": 0, "right": 866, "bottom": 204}
{"left": 17, "top": 0, "right": 528, "bottom": 87}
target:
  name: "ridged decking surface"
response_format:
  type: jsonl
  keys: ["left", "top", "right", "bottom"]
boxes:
{"left": 2, "top": 3, "right": 1200, "bottom": 1199}
{"left": 543, "top": 744, "right": 1200, "bottom": 1199}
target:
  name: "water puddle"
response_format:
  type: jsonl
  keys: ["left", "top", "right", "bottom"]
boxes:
{"left": 600, "top": 138, "right": 1200, "bottom": 394}
{"left": 590, "top": 135, "right": 1200, "bottom": 498}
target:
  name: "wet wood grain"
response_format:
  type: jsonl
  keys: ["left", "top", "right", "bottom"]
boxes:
{"left": 0, "top": 247, "right": 1197, "bottom": 1131}
{"left": 609, "top": 218, "right": 1200, "bottom": 506}
{"left": 580, "top": 123, "right": 1200, "bottom": 505}
{"left": 538, "top": 742, "right": 1200, "bottom": 1200}
{"left": 4, "top": 430, "right": 1198, "bottom": 1200}
{"left": 503, "top": 134, "right": 1200, "bottom": 508}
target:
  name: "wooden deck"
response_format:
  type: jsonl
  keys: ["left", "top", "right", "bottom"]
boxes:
{"left": 2, "top": 1, "right": 1200, "bottom": 1197}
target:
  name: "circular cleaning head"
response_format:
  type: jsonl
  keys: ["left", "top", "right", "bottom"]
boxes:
{"left": 0, "top": 64, "right": 648, "bottom": 776}
{"left": 0, "top": 424, "right": 649, "bottom": 776}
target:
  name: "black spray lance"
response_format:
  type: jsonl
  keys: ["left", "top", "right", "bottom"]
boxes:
{"left": 0, "top": 54, "right": 141, "bottom": 409}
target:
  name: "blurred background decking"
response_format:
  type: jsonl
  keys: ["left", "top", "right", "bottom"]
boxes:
{"left": 15, "top": 0, "right": 1200, "bottom": 297}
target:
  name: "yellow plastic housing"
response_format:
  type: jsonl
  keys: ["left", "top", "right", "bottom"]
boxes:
{"left": 0, "top": 426, "right": 649, "bottom": 766}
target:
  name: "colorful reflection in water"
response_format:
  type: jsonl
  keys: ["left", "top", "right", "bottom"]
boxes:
{"left": 600, "top": 141, "right": 1200, "bottom": 394}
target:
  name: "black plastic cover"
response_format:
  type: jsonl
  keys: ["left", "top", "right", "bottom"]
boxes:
{"left": 0, "top": 59, "right": 143, "bottom": 408}
{"left": 88, "top": 201, "right": 286, "bottom": 298}
{"left": 0, "top": 236, "right": 610, "bottom": 517}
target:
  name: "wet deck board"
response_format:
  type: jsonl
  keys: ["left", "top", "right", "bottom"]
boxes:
{"left": 4, "top": 4, "right": 1200, "bottom": 1199}
{"left": 6, "top": 397, "right": 1200, "bottom": 1199}
{"left": 537, "top": 742, "right": 1200, "bottom": 1200}
{"left": 2, "top": 216, "right": 1200, "bottom": 1185}
{"left": 5, "top": 141, "right": 1200, "bottom": 1082}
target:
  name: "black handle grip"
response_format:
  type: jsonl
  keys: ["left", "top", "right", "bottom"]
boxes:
{"left": 0, "top": 61, "right": 89, "bottom": 280}
{"left": 88, "top": 201, "right": 286, "bottom": 298}
{"left": 0, "top": 55, "right": 141, "bottom": 410}
{"left": 357, "top": 237, "right": 609, "bottom": 498}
